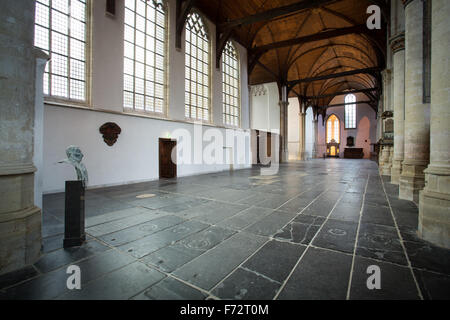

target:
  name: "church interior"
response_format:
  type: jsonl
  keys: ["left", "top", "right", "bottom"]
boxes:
{"left": 0, "top": 0, "right": 449, "bottom": 300}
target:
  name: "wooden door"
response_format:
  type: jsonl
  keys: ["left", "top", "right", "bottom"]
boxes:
{"left": 267, "top": 132, "right": 272, "bottom": 158}
{"left": 159, "top": 138, "right": 177, "bottom": 179}
{"left": 256, "top": 130, "right": 260, "bottom": 164}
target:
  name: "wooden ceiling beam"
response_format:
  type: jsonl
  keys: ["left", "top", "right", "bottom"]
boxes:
{"left": 219, "top": 0, "right": 339, "bottom": 30}
{"left": 303, "top": 87, "right": 378, "bottom": 100}
{"left": 176, "top": 0, "right": 197, "bottom": 49}
{"left": 251, "top": 24, "right": 368, "bottom": 54}
{"left": 287, "top": 67, "right": 380, "bottom": 88}
{"left": 320, "top": 100, "right": 374, "bottom": 108}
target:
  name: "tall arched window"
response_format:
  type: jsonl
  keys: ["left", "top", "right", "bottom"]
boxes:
{"left": 345, "top": 94, "right": 356, "bottom": 129}
{"left": 222, "top": 41, "right": 240, "bottom": 127}
{"left": 185, "top": 12, "right": 210, "bottom": 121}
{"left": 123, "top": 0, "right": 167, "bottom": 113}
{"left": 34, "top": 0, "right": 88, "bottom": 101}
{"left": 327, "top": 114, "right": 340, "bottom": 143}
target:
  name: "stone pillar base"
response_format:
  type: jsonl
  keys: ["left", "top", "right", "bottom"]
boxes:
{"left": 379, "top": 147, "right": 392, "bottom": 176}
{"left": 0, "top": 206, "right": 42, "bottom": 275}
{"left": 391, "top": 159, "right": 403, "bottom": 185}
{"left": 419, "top": 190, "right": 450, "bottom": 249}
{"left": 418, "top": 165, "right": 450, "bottom": 249}
{"left": 381, "top": 163, "right": 392, "bottom": 176}
{"left": 399, "top": 161, "right": 427, "bottom": 202}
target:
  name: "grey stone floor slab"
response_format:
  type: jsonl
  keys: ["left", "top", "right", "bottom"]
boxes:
{"left": 173, "top": 232, "right": 267, "bottom": 290}
{"left": 244, "top": 210, "right": 297, "bottom": 237}
{"left": 414, "top": 268, "right": 450, "bottom": 300}
{"left": 118, "top": 220, "right": 210, "bottom": 258}
{"left": 0, "top": 266, "right": 38, "bottom": 290}
{"left": 274, "top": 215, "right": 325, "bottom": 245}
{"left": 99, "top": 215, "right": 186, "bottom": 246}
{"left": 2, "top": 159, "right": 447, "bottom": 300}
{"left": 58, "top": 261, "right": 165, "bottom": 300}
{"left": 403, "top": 240, "right": 450, "bottom": 275}
{"left": 85, "top": 207, "right": 155, "bottom": 228}
{"left": 243, "top": 240, "right": 306, "bottom": 283}
{"left": 86, "top": 210, "right": 164, "bottom": 237}
{"left": 212, "top": 267, "right": 280, "bottom": 300}
{"left": 277, "top": 247, "right": 353, "bottom": 300}
{"left": 356, "top": 223, "right": 408, "bottom": 266}
{"left": 361, "top": 204, "right": 395, "bottom": 227}
{"left": 349, "top": 256, "right": 420, "bottom": 300}
{"left": 142, "top": 226, "right": 236, "bottom": 272}
{"left": 3, "top": 249, "right": 135, "bottom": 300}
{"left": 277, "top": 196, "right": 313, "bottom": 214}
{"left": 329, "top": 204, "right": 361, "bottom": 222}
{"left": 217, "top": 207, "right": 274, "bottom": 230}
{"left": 302, "top": 200, "right": 336, "bottom": 217}
{"left": 133, "top": 277, "right": 207, "bottom": 300}
{"left": 34, "top": 240, "right": 110, "bottom": 273}
{"left": 190, "top": 202, "right": 249, "bottom": 224}
{"left": 313, "top": 219, "right": 358, "bottom": 253}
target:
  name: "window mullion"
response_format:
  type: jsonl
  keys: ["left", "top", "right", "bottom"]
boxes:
{"left": 67, "top": 0, "right": 71, "bottom": 99}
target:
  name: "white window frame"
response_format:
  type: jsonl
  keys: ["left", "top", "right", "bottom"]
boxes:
{"left": 222, "top": 41, "right": 241, "bottom": 127}
{"left": 34, "top": 0, "right": 91, "bottom": 105}
{"left": 184, "top": 11, "right": 211, "bottom": 122}
{"left": 345, "top": 94, "right": 357, "bottom": 129}
{"left": 123, "top": 0, "right": 168, "bottom": 115}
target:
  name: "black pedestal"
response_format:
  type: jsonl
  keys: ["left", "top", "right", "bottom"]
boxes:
{"left": 64, "top": 180, "right": 86, "bottom": 248}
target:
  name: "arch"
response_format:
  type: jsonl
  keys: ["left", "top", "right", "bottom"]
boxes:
{"left": 326, "top": 113, "right": 340, "bottom": 144}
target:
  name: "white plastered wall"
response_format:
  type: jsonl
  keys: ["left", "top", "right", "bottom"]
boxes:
{"left": 40, "top": 0, "right": 251, "bottom": 193}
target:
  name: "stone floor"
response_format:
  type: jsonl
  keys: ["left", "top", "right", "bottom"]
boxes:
{"left": 1, "top": 159, "right": 449, "bottom": 300}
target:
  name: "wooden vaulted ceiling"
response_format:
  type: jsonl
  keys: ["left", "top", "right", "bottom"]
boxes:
{"left": 183, "top": 0, "right": 387, "bottom": 111}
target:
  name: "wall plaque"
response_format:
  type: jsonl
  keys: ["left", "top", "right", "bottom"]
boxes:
{"left": 99, "top": 122, "right": 121, "bottom": 146}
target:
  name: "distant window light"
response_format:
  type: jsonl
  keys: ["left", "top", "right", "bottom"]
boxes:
{"left": 327, "top": 114, "right": 340, "bottom": 143}
{"left": 222, "top": 41, "right": 240, "bottom": 127}
{"left": 345, "top": 94, "right": 356, "bottom": 129}
{"left": 123, "top": 0, "right": 167, "bottom": 113}
{"left": 34, "top": 0, "right": 88, "bottom": 101}
{"left": 185, "top": 12, "right": 210, "bottom": 121}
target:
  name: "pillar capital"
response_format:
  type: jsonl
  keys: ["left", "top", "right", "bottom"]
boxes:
{"left": 389, "top": 32, "right": 405, "bottom": 53}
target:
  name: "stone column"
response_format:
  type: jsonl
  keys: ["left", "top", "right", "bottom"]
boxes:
{"left": 419, "top": 0, "right": 450, "bottom": 249}
{"left": 279, "top": 101, "right": 289, "bottom": 162}
{"left": 0, "top": 0, "right": 42, "bottom": 275}
{"left": 299, "top": 112, "right": 306, "bottom": 160}
{"left": 312, "top": 118, "right": 318, "bottom": 158}
{"left": 278, "top": 84, "right": 289, "bottom": 163}
{"left": 399, "top": 0, "right": 430, "bottom": 202}
{"left": 390, "top": 33, "right": 406, "bottom": 185}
